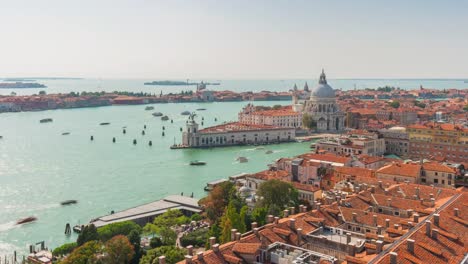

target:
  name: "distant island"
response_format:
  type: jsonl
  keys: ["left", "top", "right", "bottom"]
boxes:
{"left": 3, "top": 78, "right": 37, "bottom": 82}
{"left": 0, "top": 82, "right": 47, "bottom": 89}
{"left": 144, "top": 80, "right": 220, "bottom": 86}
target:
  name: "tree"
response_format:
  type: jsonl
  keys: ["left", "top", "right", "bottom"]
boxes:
{"left": 53, "top": 242, "right": 77, "bottom": 257}
{"left": 220, "top": 216, "right": 232, "bottom": 243}
{"left": 104, "top": 235, "right": 134, "bottom": 264}
{"left": 239, "top": 206, "right": 249, "bottom": 233}
{"left": 388, "top": 101, "right": 400, "bottom": 109}
{"left": 150, "top": 237, "right": 163, "bottom": 248}
{"left": 159, "top": 227, "right": 177, "bottom": 246}
{"left": 251, "top": 207, "right": 268, "bottom": 226}
{"left": 190, "top": 213, "right": 202, "bottom": 222}
{"left": 302, "top": 113, "right": 317, "bottom": 130}
{"left": 180, "top": 228, "right": 209, "bottom": 247}
{"left": 139, "top": 246, "right": 186, "bottom": 264}
{"left": 464, "top": 104, "right": 468, "bottom": 111}
{"left": 77, "top": 224, "right": 99, "bottom": 246}
{"left": 39, "top": 90, "right": 46, "bottom": 95}
{"left": 272, "top": 104, "right": 282, "bottom": 110}
{"left": 127, "top": 230, "right": 141, "bottom": 264}
{"left": 206, "top": 223, "right": 221, "bottom": 249}
{"left": 98, "top": 221, "right": 142, "bottom": 242}
{"left": 199, "top": 181, "right": 235, "bottom": 222}
{"left": 60, "top": 240, "right": 102, "bottom": 264}
{"left": 257, "top": 180, "right": 299, "bottom": 212}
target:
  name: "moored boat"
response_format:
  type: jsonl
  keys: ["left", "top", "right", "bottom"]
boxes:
{"left": 145, "top": 106, "right": 155, "bottom": 111}
{"left": 152, "top": 112, "right": 163, "bottom": 117}
{"left": 196, "top": 108, "right": 206, "bottom": 111}
{"left": 161, "top": 115, "right": 169, "bottom": 121}
{"left": 100, "top": 122, "right": 110, "bottom": 125}
{"left": 265, "top": 150, "right": 273, "bottom": 154}
{"left": 181, "top": 111, "right": 191, "bottom": 115}
{"left": 62, "top": 132, "right": 70, "bottom": 135}
{"left": 190, "top": 160, "right": 206, "bottom": 166}
{"left": 16, "top": 216, "right": 37, "bottom": 225}
{"left": 39, "top": 118, "right": 53, "bottom": 123}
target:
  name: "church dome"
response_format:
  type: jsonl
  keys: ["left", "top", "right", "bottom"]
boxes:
{"left": 310, "top": 70, "right": 335, "bottom": 98}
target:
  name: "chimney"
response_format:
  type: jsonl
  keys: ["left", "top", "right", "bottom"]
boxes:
{"left": 274, "top": 216, "right": 279, "bottom": 224}
{"left": 394, "top": 224, "right": 400, "bottom": 230}
{"left": 186, "top": 245, "right": 193, "bottom": 256}
{"left": 407, "top": 209, "right": 413, "bottom": 217}
{"left": 407, "top": 239, "right": 415, "bottom": 254}
{"left": 317, "top": 203, "right": 322, "bottom": 210}
{"left": 253, "top": 228, "right": 259, "bottom": 236}
{"left": 370, "top": 186, "right": 375, "bottom": 193}
{"left": 454, "top": 208, "right": 459, "bottom": 217}
{"left": 413, "top": 214, "right": 419, "bottom": 223}
{"left": 434, "top": 214, "right": 440, "bottom": 227}
{"left": 209, "top": 237, "right": 216, "bottom": 249}
{"left": 267, "top": 215, "right": 274, "bottom": 223}
{"left": 185, "top": 255, "right": 192, "bottom": 264}
{"left": 213, "top": 244, "right": 220, "bottom": 252}
{"left": 432, "top": 229, "right": 439, "bottom": 240}
{"left": 385, "top": 219, "right": 390, "bottom": 228}
{"left": 384, "top": 189, "right": 389, "bottom": 196}
{"left": 429, "top": 193, "right": 434, "bottom": 199}
{"left": 377, "top": 225, "right": 382, "bottom": 235}
{"left": 236, "top": 232, "right": 241, "bottom": 241}
{"left": 386, "top": 198, "right": 392, "bottom": 207}
{"left": 390, "top": 252, "right": 398, "bottom": 264}
{"left": 297, "top": 228, "right": 303, "bottom": 245}
{"left": 378, "top": 235, "right": 384, "bottom": 243}
{"left": 231, "top": 229, "right": 237, "bottom": 241}
{"left": 251, "top": 222, "right": 258, "bottom": 229}
{"left": 378, "top": 181, "right": 383, "bottom": 188}
{"left": 373, "top": 215, "right": 378, "bottom": 226}
{"left": 158, "top": 256, "right": 166, "bottom": 264}
{"left": 415, "top": 187, "right": 420, "bottom": 199}
{"left": 376, "top": 240, "right": 383, "bottom": 253}
{"left": 352, "top": 213, "right": 357, "bottom": 223}
{"left": 430, "top": 198, "right": 435, "bottom": 207}
{"left": 290, "top": 207, "right": 296, "bottom": 215}
{"left": 425, "top": 220, "right": 431, "bottom": 236}
{"left": 346, "top": 233, "right": 352, "bottom": 243}
{"left": 283, "top": 209, "right": 289, "bottom": 218}
{"left": 290, "top": 218, "right": 296, "bottom": 230}
{"left": 196, "top": 252, "right": 204, "bottom": 261}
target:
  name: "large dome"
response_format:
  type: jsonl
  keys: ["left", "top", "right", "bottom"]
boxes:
{"left": 311, "top": 70, "right": 335, "bottom": 98}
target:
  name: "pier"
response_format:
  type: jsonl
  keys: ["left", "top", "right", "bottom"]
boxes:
{"left": 90, "top": 195, "right": 201, "bottom": 228}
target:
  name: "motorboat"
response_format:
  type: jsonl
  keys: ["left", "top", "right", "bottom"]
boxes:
{"left": 145, "top": 106, "right": 155, "bottom": 110}
{"left": 196, "top": 108, "right": 206, "bottom": 111}
{"left": 73, "top": 225, "right": 83, "bottom": 233}
{"left": 161, "top": 115, "right": 169, "bottom": 121}
{"left": 16, "top": 216, "right": 37, "bottom": 225}
{"left": 190, "top": 160, "right": 206, "bottom": 166}
{"left": 39, "top": 118, "right": 53, "bottom": 123}
{"left": 61, "top": 132, "right": 70, "bottom": 136}
{"left": 100, "top": 122, "right": 110, "bottom": 125}
{"left": 236, "top": 157, "right": 248, "bottom": 163}
{"left": 152, "top": 112, "right": 163, "bottom": 117}
{"left": 61, "top": 200, "right": 77, "bottom": 206}
{"left": 181, "top": 111, "right": 191, "bottom": 115}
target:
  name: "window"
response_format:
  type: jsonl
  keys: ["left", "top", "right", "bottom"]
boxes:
{"left": 394, "top": 211, "right": 400, "bottom": 216}
{"left": 434, "top": 179, "right": 439, "bottom": 184}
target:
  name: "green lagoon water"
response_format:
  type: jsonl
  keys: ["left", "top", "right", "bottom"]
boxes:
{"left": 0, "top": 100, "right": 312, "bottom": 256}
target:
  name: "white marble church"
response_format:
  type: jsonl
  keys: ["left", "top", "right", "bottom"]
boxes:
{"left": 293, "top": 70, "right": 345, "bottom": 132}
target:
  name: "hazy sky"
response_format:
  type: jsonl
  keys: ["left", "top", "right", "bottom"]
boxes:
{"left": 1, "top": 0, "right": 467, "bottom": 79}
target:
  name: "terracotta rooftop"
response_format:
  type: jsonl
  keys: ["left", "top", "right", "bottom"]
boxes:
{"left": 376, "top": 163, "right": 421, "bottom": 178}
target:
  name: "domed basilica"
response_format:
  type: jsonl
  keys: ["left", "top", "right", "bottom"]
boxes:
{"left": 293, "top": 70, "right": 345, "bottom": 132}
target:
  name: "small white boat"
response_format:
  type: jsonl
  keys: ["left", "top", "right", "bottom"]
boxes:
{"left": 236, "top": 157, "right": 248, "bottom": 163}
{"left": 255, "top": 146, "right": 265, "bottom": 150}
{"left": 190, "top": 160, "right": 206, "bottom": 166}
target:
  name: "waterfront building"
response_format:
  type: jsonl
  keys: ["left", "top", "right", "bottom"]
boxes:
{"left": 407, "top": 122, "right": 468, "bottom": 162}
{"left": 182, "top": 114, "right": 295, "bottom": 147}
{"left": 316, "top": 130, "right": 386, "bottom": 157}
{"left": 300, "top": 70, "right": 345, "bottom": 132}
{"left": 238, "top": 104, "right": 302, "bottom": 128}
{"left": 379, "top": 126, "right": 410, "bottom": 158}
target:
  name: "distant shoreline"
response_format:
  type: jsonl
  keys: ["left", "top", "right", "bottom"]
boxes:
{"left": 144, "top": 80, "right": 221, "bottom": 86}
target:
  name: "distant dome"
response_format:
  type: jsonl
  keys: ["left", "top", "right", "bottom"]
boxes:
{"left": 389, "top": 126, "right": 406, "bottom": 132}
{"left": 310, "top": 69, "right": 335, "bottom": 98}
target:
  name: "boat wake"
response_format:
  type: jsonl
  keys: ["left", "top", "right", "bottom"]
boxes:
{"left": 0, "top": 221, "right": 18, "bottom": 232}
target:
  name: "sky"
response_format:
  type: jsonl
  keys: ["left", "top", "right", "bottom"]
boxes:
{"left": 1, "top": 0, "right": 467, "bottom": 79}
